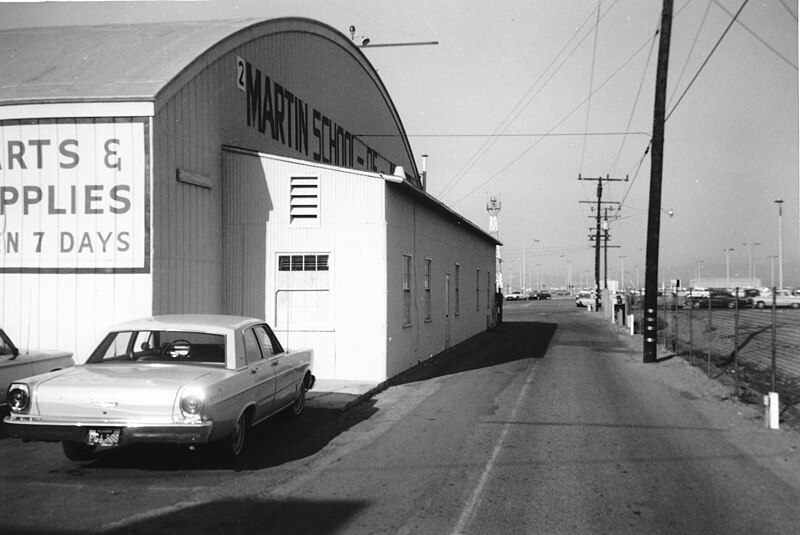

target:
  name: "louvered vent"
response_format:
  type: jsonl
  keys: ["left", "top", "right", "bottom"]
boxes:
{"left": 290, "top": 176, "right": 319, "bottom": 224}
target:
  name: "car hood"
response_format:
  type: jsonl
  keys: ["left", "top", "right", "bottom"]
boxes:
{"left": 18, "top": 348, "right": 73, "bottom": 360}
{"left": 32, "top": 364, "right": 222, "bottom": 420}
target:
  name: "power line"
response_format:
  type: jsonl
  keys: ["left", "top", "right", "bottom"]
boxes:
{"left": 711, "top": 0, "right": 797, "bottom": 70}
{"left": 359, "top": 131, "right": 651, "bottom": 138}
{"left": 436, "top": 0, "right": 622, "bottom": 200}
{"left": 579, "top": 2, "right": 603, "bottom": 174}
{"left": 449, "top": 27, "right": 658, "bottom": 207}
{"left": 778, "top": 0, "right": 797, "bottom": 21}
{"left": 666, "top": 0, "right": 751, "bottom": 122}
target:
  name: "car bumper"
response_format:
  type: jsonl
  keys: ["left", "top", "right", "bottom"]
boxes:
{"left": 3, "top": 416, "right": 213, "bottom": 445}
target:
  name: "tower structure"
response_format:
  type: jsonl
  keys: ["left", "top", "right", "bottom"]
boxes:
{"left": 487, "top": 196, "right": 503, "bottom": 291}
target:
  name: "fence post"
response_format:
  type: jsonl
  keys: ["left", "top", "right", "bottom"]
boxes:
{"left": 688, "top": 290, "right": 694, "bottom": 366}
{"left": 734, "top": 287, "right": 740, "bottom": 398}
{"left": 707, "top": 295, "right": 712, "bottom": 377}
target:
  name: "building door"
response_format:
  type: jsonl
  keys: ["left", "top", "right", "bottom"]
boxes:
{"left": 445, "top": 273, "right": 451, "bottom": 348}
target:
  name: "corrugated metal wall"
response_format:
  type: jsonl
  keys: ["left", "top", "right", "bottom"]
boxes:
{"left": 385, "top": 188, "right": 497, "bottom": 378}
{"left": 0, "top": 113, "right": 153, "bottom": 362}
{"left": 152, "top": 70, "right": 224, "bottom": 315}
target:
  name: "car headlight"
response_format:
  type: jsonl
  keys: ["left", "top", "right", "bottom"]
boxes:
{"left": 179, "top": 388, "right": 205, "bottom": 418}
{"left": 7, "top": 384, "right": 30, "bottom": 413}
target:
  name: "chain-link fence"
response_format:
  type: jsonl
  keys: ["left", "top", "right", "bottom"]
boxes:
{"left": 618, "top": 291, "right": 800, "bottom": 429}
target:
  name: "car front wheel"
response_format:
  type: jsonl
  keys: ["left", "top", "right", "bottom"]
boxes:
{"left": 62, "top": 441, "right": 96, "bottom": 461}
{"left": 227, "top": 412, "right": 248, "bottom": 459}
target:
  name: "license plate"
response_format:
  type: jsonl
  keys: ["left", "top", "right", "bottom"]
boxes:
{"left": 87, "top": 428, "right": 120, "bottom": 446}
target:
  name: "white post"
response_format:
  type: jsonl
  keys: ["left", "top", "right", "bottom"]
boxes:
{"left": 764, "top": 392, "right": 780, "bottom": 429}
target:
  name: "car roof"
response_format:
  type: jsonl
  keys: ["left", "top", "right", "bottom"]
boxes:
{"left": 108, "top": 314, "right": 263, "bottom": 333}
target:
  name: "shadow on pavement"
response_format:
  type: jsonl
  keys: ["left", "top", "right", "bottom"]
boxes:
{"left": 388, "top": 321, "right": 557, "bottom": 387}
{"left": 70, "top": 400, "right": 380, "bottom": 472}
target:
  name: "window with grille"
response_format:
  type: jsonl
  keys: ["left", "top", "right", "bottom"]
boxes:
{"left": 278, "top": 254, "right": 329, "bottom": 272}
{"left": 289, "top": 176, "right": 319, "bottom": 225}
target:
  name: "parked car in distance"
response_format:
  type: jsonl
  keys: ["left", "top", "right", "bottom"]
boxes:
{"left": 505, "top": 292, "right": 525, "bottom": 301}
{"left": 534, "top": 291, "right": 551, "bottom": 300}
{"left": 575, "top": 291, "right": 595, "bottom": 308}
{"left": 684, "top": 289, "right": 749, "bottom": 309}
{"left": 752, "top": 289, "right": 800, "bottom": 309}
{"left": 4, "top": 315, "right": 314, "bottom": 462}
{"left": 1, "top": 327, "right": 74, "bottom": 410}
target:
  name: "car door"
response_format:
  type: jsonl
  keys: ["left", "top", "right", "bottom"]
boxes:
{"left": 242, "top": 327, "right": 277, "bottom": 421}
{"left": 254, "top": 324, "right": 296, "bottom": 413}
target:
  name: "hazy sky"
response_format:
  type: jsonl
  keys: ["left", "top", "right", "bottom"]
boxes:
{"left": 2, "top": 0, "right": 797, "bottom": 289}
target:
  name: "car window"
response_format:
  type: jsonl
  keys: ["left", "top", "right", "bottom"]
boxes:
{"left": 243, "top": 329, "right": 264, "bottom": 365}
{"left": 87, "top": 330, "right": 226, "bottom": 365}
{"left": 0, "top": 331, "right": 14, "bottom": 356}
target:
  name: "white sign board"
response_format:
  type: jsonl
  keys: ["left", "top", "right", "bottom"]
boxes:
{"left": 0, "top": 118, "right": 149, "bottom": 272}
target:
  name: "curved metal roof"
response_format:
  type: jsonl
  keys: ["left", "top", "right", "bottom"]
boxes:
{"left": 0, "top": 19, "right": 265, "bottom": 103}
{"left": 0, "top": 17, "right": 420, "bottom": 183}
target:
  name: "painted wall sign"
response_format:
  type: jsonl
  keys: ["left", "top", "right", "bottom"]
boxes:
{"left": 237, "top": 56, "right": 399, "bottom": 176}
{"left": 0, "top": 117, "right": 149, "bottom": 273}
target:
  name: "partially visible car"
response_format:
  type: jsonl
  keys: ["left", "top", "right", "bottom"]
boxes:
{"left": 684, "top": 289, "right": 749, "bottom": 309}
{"left": 4, "top": 315, "right": 314, "bottom": 462}
{"left": 752, "top": 289, "right": 800, "bottom": 309}
{"left": 1, "top": 327, "right": 74, "bottom": 410}
{"left": 575, "top": 291, "right": 595, "bottom": 308}
{"left": 505, "top": 292, "right": 525, "bottom": 301}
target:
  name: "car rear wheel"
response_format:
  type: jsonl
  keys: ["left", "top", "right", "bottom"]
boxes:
{"left": 727, "top": 302, "right": 736, "bottom": 309}
{"left": 692, "top": 301, "right": 701, "bottom": 309}
{"left": 756, "top": 301, "right": 766, "bottom": 309}
{"left": 792, "top": 303, "right": 800, "bottom": 309}
{"left": 62, "top": 441, "right": 96, "bottom": 461}
{"left": 287, "top": 386, "right": 306, "bottom": 419}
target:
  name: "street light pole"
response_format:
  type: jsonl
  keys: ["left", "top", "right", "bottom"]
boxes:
{"left": 619, "top": 255, "right": 627, "bottom": 291}
{"left": 724, "top": 248, "right": 734, "bottom": 286}
{"left": 775, "top": 198, "right": 784, "bottom": 289}
{"left": 743, "top": 242, "right": 760, "bottom": 284}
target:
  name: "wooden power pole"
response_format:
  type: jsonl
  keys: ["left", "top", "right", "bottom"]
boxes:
{"left": 643, "top": 0, "right": 674, "bottom": 363}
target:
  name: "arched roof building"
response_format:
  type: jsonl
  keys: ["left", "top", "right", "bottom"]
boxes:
{"left": 0, "top": 18, "right": 499, "bottom": 382}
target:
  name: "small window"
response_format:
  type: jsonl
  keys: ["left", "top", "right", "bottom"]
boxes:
{"left": 424, "top": 259, "right": 432, "bottom": 322}
{"left": 455, "top": 263, "right": 460, "bottom": 316}
{"left": 476, "top": 269, "right": 481, "bottom": 311}
{"left": 403, "top": 255, "right": 412, "bottom": 326}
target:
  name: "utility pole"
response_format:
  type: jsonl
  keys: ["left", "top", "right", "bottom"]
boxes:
{"left": 643, "top": 0, "right": 674, "bottom": 363}
{"left": 580, "top": 174, "right": 626, "bottom": 310}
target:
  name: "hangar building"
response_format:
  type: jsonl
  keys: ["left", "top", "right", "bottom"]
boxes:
{"left": 0, "top": 18, "right": 500, "bottom": 382}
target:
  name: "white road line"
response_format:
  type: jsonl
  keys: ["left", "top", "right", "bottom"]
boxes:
{"left": 451, "top": 362, "right": 538, "bottom": 535}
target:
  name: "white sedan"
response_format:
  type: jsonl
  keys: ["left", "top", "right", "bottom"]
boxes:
{"left": 1, "top": 327, "right": 74, "bottom": 408}
{"left": 4, "top": 315, "right": 314, "bottom": 462}
{"left": 752, "top": 289, "right": 800, "bottom": 309}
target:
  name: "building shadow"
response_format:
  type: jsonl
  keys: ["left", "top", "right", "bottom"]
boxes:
{"left": 388, "top": 321, "right": 558, "bottom": 387}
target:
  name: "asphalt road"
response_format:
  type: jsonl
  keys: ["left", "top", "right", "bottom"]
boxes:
{"left": 2, "top": 299, "right": 799, "bottom": 534}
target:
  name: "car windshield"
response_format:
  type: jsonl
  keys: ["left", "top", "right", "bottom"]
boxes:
{"left": 86, "top": 330, "right": 226, "bottom": 366}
